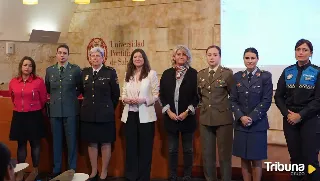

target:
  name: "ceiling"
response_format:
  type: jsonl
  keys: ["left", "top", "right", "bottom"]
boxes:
{"left": 0, "top": 0, "right": 74, "bottom": 42}
{"left": 0, "top": 0, "right": 123, "bottom": 42}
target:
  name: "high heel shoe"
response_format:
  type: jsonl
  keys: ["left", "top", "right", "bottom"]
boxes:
{"left": 87, "top": 171, "right": 99, "bottom": 181}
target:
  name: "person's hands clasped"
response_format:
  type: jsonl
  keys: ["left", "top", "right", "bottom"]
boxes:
{"left": 123, "top": 98, "right": 146, "bottom": 105}
{"left": 167, "top": 109, "right": 178, "bottom": 121}
{"left": 177, "top": 110, "right": 188, "bottom": 121}
{"left": 240, "top": 116, "right": 252, "bottom": 127}
{"left": 287, "top": 110, "right": 301, "bottom": 125}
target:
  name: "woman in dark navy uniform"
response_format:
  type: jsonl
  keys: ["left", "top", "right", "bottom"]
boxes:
{"left": 274, "top": 39, "right": 320, "bottom": 181}
{"left": 80, "top": 47, "right": 120, "bottom": 181}
{"left": 230, "top": 48, "right": 273, "bottom": 181}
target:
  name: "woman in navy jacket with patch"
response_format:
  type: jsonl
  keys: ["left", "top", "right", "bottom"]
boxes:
{"left": 230, "top": 47, "right": 273, "bottom": 181}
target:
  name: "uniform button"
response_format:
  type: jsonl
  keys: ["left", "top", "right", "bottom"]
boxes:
{"left": 208, "top": 86, "right": 210, "bottom": 89}
{"left": 92, "top": 88, "right": 94, "bottom": 90}
{"left": 60, "top": 86, "right": 61, "bottom": 88}
{"left": 93, "top": 102, "right": 95, "bottom": 104}
{"left": 209, "top": 105, "right": 211, "bottom": 107}
{"left": 246, "top": 91, "right": 248, "bottom": 94}
{"left": 209, "top": 92, "right": 211, "bottom": 94}
{"left": 60, "top": 80, "right": 62, "bottom": 82}
{"left": 92, "top": 95, "right": 94, "bottom": 97}
{"left": 60, "top": 92, "right": 61, "bottom": 94}
{"left": 92, "top": 81, "right": 95, "bottom": 84}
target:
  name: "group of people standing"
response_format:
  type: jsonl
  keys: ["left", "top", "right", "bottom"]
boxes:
{"left": 6, "top": 38, "right": 320, "bottom": 181}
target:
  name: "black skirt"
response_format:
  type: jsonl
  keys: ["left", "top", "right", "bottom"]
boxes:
{"left": 80, "top": 121, "right": 116, "bottom": 143}
{"left": 10, "top": 110, "right": 46, "bottom": 141}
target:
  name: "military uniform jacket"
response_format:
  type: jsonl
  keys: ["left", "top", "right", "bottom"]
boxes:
{"left": 230, "top": 68, "right": 273, "bottom": 132}
{"left": 80, "top": 66, "right": 120, "bottom": 123}
{"left": 197, "top": 66, "right": 234, "bottom": 126}
{"left": 45, "top": 63, "right": 82, "bottom": 117}
{"left": 274, "top": 62, "right": 320, "bottom": 120}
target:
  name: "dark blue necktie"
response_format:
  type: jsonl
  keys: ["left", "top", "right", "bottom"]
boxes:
{"left": 248, "top": 72, "right": 253, "bottom": 83}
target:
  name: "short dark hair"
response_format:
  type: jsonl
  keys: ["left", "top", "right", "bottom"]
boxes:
{"left": 295, "top": 39, "right": 313, "bottom": 53}
{"left": 57, "top": 44, "right": 70, "bottom": 55}
{"left": 18, "top": 56, "right": 37, "bottom": 79}
{"left": 125, "top": 49, "right": 151, "bottom": 82}
{"left": 0, "top": 142, "right": 11, "bottom": 181}
{"left": 243, "top": 47, "right": 259, "bottom": 59}
{"left": 206, "top": 45, "right": 221, "bottom": 56}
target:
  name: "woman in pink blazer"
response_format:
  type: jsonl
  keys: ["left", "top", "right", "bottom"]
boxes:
{"left": 121, "top": 49, "right": 159, "bottom": 181}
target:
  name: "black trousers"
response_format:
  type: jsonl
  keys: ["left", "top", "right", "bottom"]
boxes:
{"left": 167, "top": 130, "right": 194, "bottom": 179}
{"left": 125, "top": 112, "right": 155, "bottom": 181}
{"left": 283, "top": 116, "right": 320, "bottom": 181}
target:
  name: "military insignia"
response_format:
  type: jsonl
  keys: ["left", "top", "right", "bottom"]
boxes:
{"left": 202, "top": 78, "right": 205, "bottom": 82}
{"left": 236, "top": 83, "right": 241, "bottom": 87}
{"left": 305, "top": 76, "right": 311, "bottom": 81}
{"left": 217, "top": 79, "right": 225, "bottom": 84}
{"left": 85, "top": 75, "right": 89, "bottom": 80}
{"left": 256, "top": 72, "right": 261, "bottom": 77}
{"left": 286, "top": 74, "right": 293, "bottom": 80}
{"left": 242, "top": 72, "right": 246, "bottom": 78}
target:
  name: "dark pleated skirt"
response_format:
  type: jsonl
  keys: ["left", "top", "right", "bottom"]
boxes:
{"left": 232, "top": 130, "right": 268, "bottom": 160}
{"left": 80, "top": 121, "right": 116, "bottom": 143}
{"left": 10, "top": 110, "right": 46, "bottom": 141}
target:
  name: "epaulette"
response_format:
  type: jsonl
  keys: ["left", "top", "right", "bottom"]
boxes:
{"left": 285, "top": 64, "right": 296, "bottom": 70}
{"left": 198, "top": 68, "right": 206, "bottom": 73}
{"left": 222, "top": 66, "right": 232, "bottom": 71}
{"left": 106, "top": 66, "right": 115, "bottom": 71}
{"left": 259, "top": 70, "right": 270, "bottom": 73}
{"left": 311, "top": 64, "right": 320, "bottom": 69}
{"left": 82, "top": 67, "right": 90, "bottom": 71}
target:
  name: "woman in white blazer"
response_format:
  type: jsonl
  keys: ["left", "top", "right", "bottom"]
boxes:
{"left": 121, "top": 48, "right": 159, "bottom": 181}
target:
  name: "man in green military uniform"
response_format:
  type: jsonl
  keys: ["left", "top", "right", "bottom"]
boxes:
{"left": 197, "top": 45, "right": 234, "bottom": 181}
{"left": 45, "top": 44, "right": 82, "bottom": 177}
